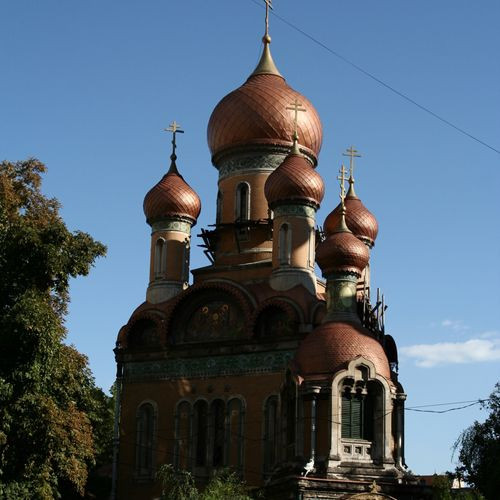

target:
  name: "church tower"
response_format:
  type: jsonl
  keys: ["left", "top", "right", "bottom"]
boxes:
{"left": 113, "top": 4, "right": 431, "bottom": 499}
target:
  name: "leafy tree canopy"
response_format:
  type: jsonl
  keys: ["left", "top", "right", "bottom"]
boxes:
{"left": 454, "top": 383, "right": 500, "bottom": 500}
{"left": 0, "top": 159, "right": 108, "bottom": 499}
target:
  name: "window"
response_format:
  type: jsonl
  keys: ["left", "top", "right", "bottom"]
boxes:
{"left": 211, "top": 399, "right": 225, "bottom": 467}
{"left": 181, "top": 238, "right": 190, "bottom": 284}
{"left": 154, "top": 238, "right": 166, "bottom": 278}
{"left": 235, "top": 183, "right": 250, "bottom": 221}
{"left": 193, "top": 400, "right": 208, "bottom": 467}
{"left": 341, "top": 390, "right": 374, "bottom": 440}
{"left": 226, "top": 398, "right": 244, "bottom": 470}
{"left": 136, "top": 402, "right": 156, "bottom": 477}
{"left": 263, "top": 395, "right": 278, "bottom": 472}
{"left": 216, "top": 190, "right": 223, "bottom": 224}
{"left": 278, "top": 224, "right": 291, "bottom": 265}
{"left": 174, "top": 401, "right": 191, "bottom": 470}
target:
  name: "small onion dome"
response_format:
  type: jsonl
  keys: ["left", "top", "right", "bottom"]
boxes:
{"left": 207, "top": 41, "right": 322, "bottom": 163}
{"left": 293, "top": 321, "right": 391, "bottom": 379}
{"left": 316, "top": 226, "right": 369, "bottom": 276}
{"left": 264, "top": 148, "right": 325, "bottom": 208}
{"left": 324, "top": 194, "right": 378, "bottom": 248}
{"left": 143, "top": 162, "right": 201, "bottom": 225}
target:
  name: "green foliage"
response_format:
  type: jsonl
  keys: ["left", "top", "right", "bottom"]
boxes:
{"left": 0, "top": 159, "right": 108, "bottom": 499}
{"left": 432, "top": 474, "right": 452, "bottom": 500}
{"left": 157, "top": 465, "right": 254, "bottom": 500}
{"left": 454, "top": 383, "right": 500, "bottom": 500}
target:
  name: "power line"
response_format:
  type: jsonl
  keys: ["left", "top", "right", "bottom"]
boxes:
{"left": 248, "top": 0, "right": 500, "bottom": 155}
{"left": 406, "top": 398, "right": 489, "bottom": 410}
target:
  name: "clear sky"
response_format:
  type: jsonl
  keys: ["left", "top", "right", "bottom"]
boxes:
{"left": 2, "top": 0, "right": 499, "bottom": 476}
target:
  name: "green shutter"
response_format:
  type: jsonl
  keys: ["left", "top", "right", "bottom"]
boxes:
{"left": 351, "top": 396, "right": 362, "bottom": 439}
{"left": 341, "top": 394, "right": 351, "bottom": 438}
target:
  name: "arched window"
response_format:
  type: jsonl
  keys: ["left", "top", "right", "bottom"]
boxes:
{"left": 279, "top": 224, "right": 291, "bottom": 266}
{"left": 263, "top": 395, "right": 279, "bottom": 473}
{"left": 211, "top": 399, "right": 225, "bottom": 467}
{"left": 235, "top": 183, "right": 250, "bottom": 221}
{"left": 181, "top": 238, "right": 190, "bottom": 285}
{"left": 136, "top": 402, "right": 156, "bottom": 477}
{"left": 307, "top": 226, "right": 315, "bottom": 268}
{"left": 154, "top": 238, "right": 166, "bottom": 278}
{"left": 216, "top": 190, "right": 223, "bottom": 224}
{"left": 226, "top": 398, "right": 244, "bottom": 470}
{"left": 193, "top": 400, "right": 208, "bottom": 467}
{"left": 341, "top": 389, "right": 374, "bottom": 441}
{"left": 174, "top": 401, "right": 192, "bottom": 470}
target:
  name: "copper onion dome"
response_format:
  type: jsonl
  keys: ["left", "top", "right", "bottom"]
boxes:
{"left": 143, "top": 158, "right": 201, "bottom": 225}
{"left": 264, "top": 143, "right": 325, "bottom": 208}
{"left": 207, "top": 37, "right": 323, "bottom": 163}
{"left": 324, "top": 191, "right": 378, "bottom": 247}
{"left": 293, "top": 321, "right": 391, "bottom": 379}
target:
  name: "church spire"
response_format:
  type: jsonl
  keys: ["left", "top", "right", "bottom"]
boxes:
{"left": 251, "top": 0, "right": 283, "bottom": 77}
{"left": 164, "top": 120, "right": 184, "bottom": 175}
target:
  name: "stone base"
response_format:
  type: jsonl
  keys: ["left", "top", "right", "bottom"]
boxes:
{"left": 146, "top": 280, "right": 184, "bottom": 304}
{"left": 270, "top": 267, "right": 317, "bottom": 295}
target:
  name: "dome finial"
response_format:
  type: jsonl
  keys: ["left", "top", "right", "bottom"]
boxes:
{"left": 250, "top": 0, "right": 283, "bottom": 77}
{"left": 164, "top": 120, "right": 184, "bottom": 174}
{"left": 335, "top": 164, "right": 351, "bottom": 233}
{"left": 343, "top": 145, "right": 361, "bottom": 198}
{"left": 286, "top": 98, "right": 306, "bottom": 155}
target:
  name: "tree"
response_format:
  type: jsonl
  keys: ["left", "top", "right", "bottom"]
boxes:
{"left": 0, "top": 159, "right": 107, "bottom": 499}
{"left": 157, "top": 465, "right": 255, "bottom": 500}
{"left": 454, "top": 383, "right": 500, "bottom": 500}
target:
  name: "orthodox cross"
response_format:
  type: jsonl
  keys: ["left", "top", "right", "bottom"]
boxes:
{"left": 337, "top": 164, "right": 348, "bottom": 207}
{"left": 286, "top": 98, "right": 306, "bottom": 142}
{"left": 164, "top": 120, "right": 184, "bottom": 159}
{"left": 263, "top": 0, "right": 273, "bottom": 38}
{"left": 342, "top": 145, "right": 361, "bottom": 181}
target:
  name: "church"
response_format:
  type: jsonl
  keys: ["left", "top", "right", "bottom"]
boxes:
{"left": 113, "top": 6, "right": 431, "bottom": 499}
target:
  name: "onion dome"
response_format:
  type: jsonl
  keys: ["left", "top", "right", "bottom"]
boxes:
{"left": 316, "top": 219, "right": 369, "bottom": 276}
{"left": 293, "top": 321, "right": 391, "bottom": 379}
{"left": 207, "top": 37, "right": 322, "bottom": 163}
{"left": 323, "top": 190, "right": 378, "bottom": 247}
{"left": 143, "top": 157, "right": 201, "bottom": 225}
{"left": 264, "top": 142, "right": 325, "bottom": 208}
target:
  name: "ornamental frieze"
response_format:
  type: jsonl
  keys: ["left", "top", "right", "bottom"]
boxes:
{"left": 123, "top": 350, "right": 295, "bottom": 380}
{"left": 218, "top": 153, "right": 285, "bottom": 179}
{"left": 151, "top": 219, "right": 192, "bottom": 233}
{"left": 274, "top": 204, "right": 316, "bottom": 219}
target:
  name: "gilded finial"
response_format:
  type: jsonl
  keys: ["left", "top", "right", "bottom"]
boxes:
{"left": 343, "top": 145, "right": 361, "bottom": 198}
{"left": 335, "top": 164, "right": 351, "bottom": 233}
{"left": 286, "top": 98, "right": 306, "bottom": 154}
{"left": 251, "top": 0, "right": 282, "bottom": 77}
{"left": 164, "top": 120, "right": 184, "bottom": 174}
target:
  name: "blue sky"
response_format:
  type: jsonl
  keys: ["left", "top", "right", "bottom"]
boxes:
{"left": 2, "top": 0, "right": 499, "bottom": 475}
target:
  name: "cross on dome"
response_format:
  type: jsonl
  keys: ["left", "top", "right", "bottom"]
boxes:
{"left": 343, "top": 145, "right": 361, "bottom": 196}
{"left": 164, "top": 120, "right": 185, "bottom": 173}
{"left": 263, "top": 0, "right": 273, "bottom": 39}
{"left": 286, "top": 98, "right": 306, "bottom": 153}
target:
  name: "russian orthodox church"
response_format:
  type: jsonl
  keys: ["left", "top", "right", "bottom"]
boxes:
{"left": 113, "top": 10, "right": 431, "bottom": 500}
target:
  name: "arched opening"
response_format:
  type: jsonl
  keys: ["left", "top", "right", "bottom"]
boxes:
{"left": 236, "top": 183, "right": 250, "bottom": 221}
{"left": 154, "top": 238, "right": 166, "bottom": 278}
{"left": 174, "top": 401, "right": 191, "bottom": 470}
{"left": 216, "top": 190, "right": 223, "bottom": 224}
{"left": 136, "top": 402, "right": 156, "bottom": 477}
{"left": 193, "top": 400, "right": 208, "bottom": 467}
{"left": 279, "top": 223, "right": 291, "bottom": 266}
{"left": 263, "top": 395, "right": 278, "bottom": 473}
{"left": 211, "top": 399, "right": 225, "bottom": 467}
{"left": 226, "top": 398, "right": 244, "bottom": 470}
{"left": 341, "top": 388, "right": 374, "bottom": 441}
{"left": 181, "top": 238, "right": 190, "bottom": 285}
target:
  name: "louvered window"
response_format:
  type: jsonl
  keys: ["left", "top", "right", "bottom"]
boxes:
{"left": 342, "top": 391, "right": 373, "bottom": 440}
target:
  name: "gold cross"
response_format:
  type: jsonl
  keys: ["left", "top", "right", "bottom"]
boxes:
{"left": 337, "top": 164, "right": 348, "bottom": 205}
{"left": 286, "top": 98, "right": 306, "bottom": 141}
{"left": 263, "top": 0, "right": 273, "bottom": 38}
{"left": 343, "top": 145, "right": 361, "bottom": 180}
{"left": 164, "top": 120, "right": 184, "bottom": 158}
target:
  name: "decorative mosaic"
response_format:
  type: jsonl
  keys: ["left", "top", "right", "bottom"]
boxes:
{"left": 151, "top": 220, "right": 191, "bottom": 233}
{"left": 274, "top": 204, "right": 316, "bottom": 218}
{"left": 218, "top": 153, "right": 285, "bottom": 179}
{"left": 123, "top": 350, "right": 295, "bottom": 380}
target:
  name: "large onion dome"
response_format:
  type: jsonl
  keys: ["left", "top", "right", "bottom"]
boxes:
{"left": 293, "top": 321, "right": 391, "bottom": 379}
{"left": 264, "top": 143, "right": 325, "bottom": 208}
{"left": 143, "top": 159, "right": 201, "bottom": 225}
{"left": 207, "top": 37, "right": 323, "bottom": 164}
{"left": 324, "top": 188, "right": 378, "bottom": 247}
{"left": 316, "top": 218, "right": 369, "bottom": 276}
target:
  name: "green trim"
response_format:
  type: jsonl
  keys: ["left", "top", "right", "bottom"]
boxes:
{"left": 218, "top": 153, "right": 285, "bottom": 179}
{"left": 124, "top": 350, "right": 295, "bottom": 380}
{"left": 151, "top": 220, "right": 192, "bottom": 233}
{"left": 274, "top": 205, "right": 316, "bottom": 219}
